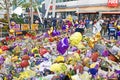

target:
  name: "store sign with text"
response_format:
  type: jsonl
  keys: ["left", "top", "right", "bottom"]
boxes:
{"left": 108, "top": 0, "right": 119, "bottom": 7}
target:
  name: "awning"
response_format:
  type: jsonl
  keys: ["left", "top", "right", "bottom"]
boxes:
{"left": 100, "top": 12, "right": 120, "bottom": 14}
{"left": 76, "top": 11, "right": 97, "bottom": 14}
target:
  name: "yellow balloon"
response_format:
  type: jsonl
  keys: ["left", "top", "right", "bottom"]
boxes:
{"left": 11, "top": 56, "right": 18, "bottom": 62}
{"left": 117, "top": 25, "right": 120, "bottom": 30}
{"left": 76, "top": 42, "right": 85, "bottom": 49}
{"left": 31, "top": 47, "right": 38, "bottom": 53}
{"left": 54, "top": 56, "right": 64, "bottom": 63}
{"left": 73, "top": 53, "right": 80, "bottom": 61}
{"left": 88, "top": 38, "right": 95, "bottom": 48}
{"left": 9, "top": 29, "right": 15, "bottom": 33}
{"left": 90, "top": 63, "right": 98, "bottom": 68}
{"left": 50, "top": 63, "right": 61, "bottom": 72}
{"left": 70, "top": 32, "right": 82, "bottom": 46}
{"left": 0, "top": 49, "right": 3, "bottom": 54}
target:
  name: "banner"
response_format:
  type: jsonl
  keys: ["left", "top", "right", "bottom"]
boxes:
{"left": 108, "top": 0, "right": 119, "bottom": 7}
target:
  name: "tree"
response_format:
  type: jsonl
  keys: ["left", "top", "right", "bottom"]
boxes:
{"left": 0, "top": 0, "right": 12, "bottom": 28}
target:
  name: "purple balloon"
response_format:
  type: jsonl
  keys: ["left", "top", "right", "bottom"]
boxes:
{"left": 74, "top": 24, "right": 78, "bottom": 27}
{"left": 117, "top": 31, "right": 120, "bottom": 36}
{"left": 56, "top": 31, "right": 61, "bottom": 35}
{"left": 62, "top": 25, "right": 66, "bottom": 30}
{"left": 102, "top": 50, "right": 109, "bottom": 57}
{"left": 16, "top": 67, "right": 23, "bottom": 73}
{"left": 44, "top": 33, "right": 49, "bottom": 37}
{"left": 72, "top": 47, "right": 77, "bottom": 52}
{"left": 23, "top": 48, "right": 28, "bottom": 53}
{"left": 0, "top": 56, "right": 5, "bottom": 65}
{"left": 52, "top": 30, "right": 57, "bottom": 36}
{"left": 57, "top": 38, "right": 69, "bottom": 55}
{"left": 28, "top": 53, "right": 34, "bottom": 57}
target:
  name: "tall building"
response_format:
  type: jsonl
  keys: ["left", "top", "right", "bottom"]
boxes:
{"left": 46, "top": 0, "right": 120, "bottom": 19}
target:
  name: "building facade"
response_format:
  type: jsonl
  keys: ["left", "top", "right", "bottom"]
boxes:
{"left": 46, "top": 0, "right": 120, "bottom": 19}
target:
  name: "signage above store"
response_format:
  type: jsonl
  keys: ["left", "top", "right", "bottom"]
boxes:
{"left": 107, "top": 0, "right": 119, "bottom": 7}
{"left": 50, "top": 5, "right": 67, "bottom": 9}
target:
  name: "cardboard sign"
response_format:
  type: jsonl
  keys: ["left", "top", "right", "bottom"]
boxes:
{"left": 21, "top": 24, "right": 30, "bottom": 31}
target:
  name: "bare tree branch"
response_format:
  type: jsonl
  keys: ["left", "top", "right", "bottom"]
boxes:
{"left": 0, "top": 2, "right": 6, "bottom": 9}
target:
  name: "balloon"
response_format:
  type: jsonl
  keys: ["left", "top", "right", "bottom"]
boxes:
{"left": 9, "top": 29, "right": 15, "bottom": 34}
{"left": 0, "top": 56, "right": 5, "bottom": 65}
{"left": 31, "top": 47, "right": 38, "bottom": 53}
{"left": 23, "top": 48, "right": 28, "bottom": 53}
{"left": 35, "top": 59, "right": 43, "bottom": 65}
{"left": 16, "top": 67, "right": 23, "bottom": 73}
{"left": 117, "top": 31, "right": 120, "bottom": 36}
{"left": 1, "top": 46, "right": 9, "bottom": 51}
{"left": 22, "top": 55, "right": 30, "bottom": 60}
{"left": 74, "top": 24, "right": 78, "bottom": 27}
{"left": 88, "top": 68, "right": 98, "bottom": 76}
{"left": 73, "top": 53, "right": 80, "bottom": 61}
{"left": 74, "top": 64, "right": 83, "bottom": 74}
{"left": 0, "top": 49, "right": 3, "bottom": 54}
{"left": 82, "top": 57, "right": 90, "bottom": 67}
{"left": 117, "top": 25, "right": 120, "bottom": 30}
{"left": 95, "top": 32, "right": 101, "bottom": 41}
{"left": 57, "top": 38, "right": 69, "bottom": 55}
{"left": 62, "top": 25, "right": 66, "bottom": 30}
{"left": 11, "top": 56, "right": 18, "bottom": 62}
{"left": 76, "top": 42, "right": 85, "bottom": 50}
{"left": 48, "top": 27, "right": 53, "bottom": 35}
{"left": 102, "top": 50, "right": 109, "bottom": 57}
{"left": 50, "top": 63, "right": 61, "bottom": 72}
{"left": 91, "top": 52, "right": 99, "bottom": 62}
{"left": 39, "top": 48, "right": 48, "bottom": 56}
{"left": 44, "top": 33, "right": 49, "bottom": 37}
{"left": 48, "top": 37, "right": 54, "bottom": 42}
{"left": 90, "top": 63, "right": 98, "bottom": 68}
{"left": 20, "top": 60, "right": 29, "bottom": 68}
{"left": 72, "top": 47, "right": 78, "bottom": 52}
{"left": 70, "top": 32, "right": 82, "bottom": 46}
{"left": 28, "top": 53, "right": 34, "bottom": 57}
{"left": 50, "top": 63, "right": 67, "bottom": 73}
{"left": 54, "top": 56, "right": 64, "bottom": 63}
{"left": 88, "top": 38, "right": 95, "bottom": 48}
{"left": 108, "top": 54, "right": 118, "bottom": 62}
{"left": 52, "top": 30, "right": 57, "bottom": 36}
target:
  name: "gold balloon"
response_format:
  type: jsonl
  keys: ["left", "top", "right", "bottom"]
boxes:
{"left": 117, "top": 25, "right": 120, "bottom": 30}
{"left": 0, "top": 49, "right": 3, "bottom": 54}
{"left": 9, "top": 29, "right": 15, "bottom": 34}
{"left": 48, "top": 27, "right": 53, "bottom": 35}
{"left": 11, "top": 56, "right": 18, "bottom": 62}
{"left": 88, "top": 38, "right": 95, "bottom": 48}
{"left": 70, "top": 32, "right": 82, "bottom": 46}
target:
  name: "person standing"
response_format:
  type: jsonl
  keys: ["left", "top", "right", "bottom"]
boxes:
{"left": 52, "top": 17, "right": 57, "bottom": 29}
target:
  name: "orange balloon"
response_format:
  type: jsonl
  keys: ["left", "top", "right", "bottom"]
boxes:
{"left": 20, "top": 60, "right": 29, "bottom": 68}
{"left": 108, "top": 54, "right": 117, "bottom": 62}
{"left": 91, "top": 52, "right": 99, "bottom": 62}
{"left": 48, "top": 37, "right": 54, "bottom": 42}
{"left": 22, "top": 55, "right": 30, "bottom": 60}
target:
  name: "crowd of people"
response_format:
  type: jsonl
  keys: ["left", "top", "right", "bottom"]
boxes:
{"left": 0, "top": 15, "right": 120, "bottom": 80}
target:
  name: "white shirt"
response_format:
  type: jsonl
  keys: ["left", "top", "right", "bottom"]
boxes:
{"left": 111, "top": 46, "right": 120, "bottom": 55}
